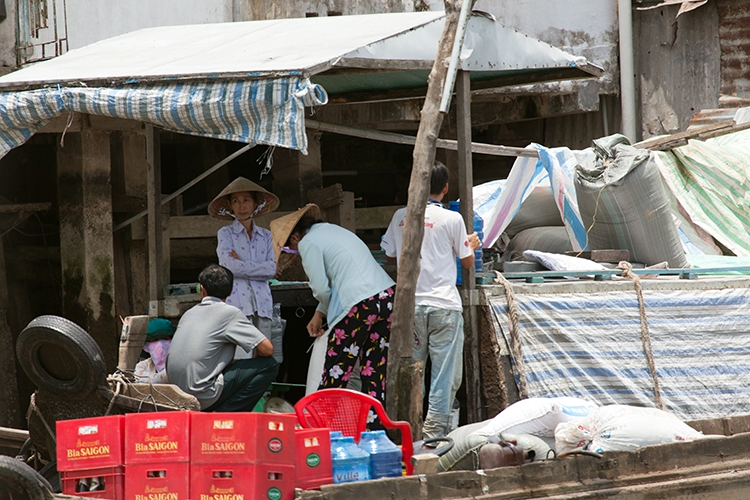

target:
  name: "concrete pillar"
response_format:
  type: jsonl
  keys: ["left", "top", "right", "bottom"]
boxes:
{"left": 57, "top": 129, "right": 118, "bottom": 370}
{"left": 272, "top": 131, "right": 323, "bottom": 210}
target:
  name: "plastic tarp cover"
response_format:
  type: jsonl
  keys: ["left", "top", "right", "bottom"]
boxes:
{"left": 654, "top": 128, "right": 750, "bottom": 257}
{"left": 0, "top": 76, "right": 328, "bottom": 159}
{"left": 489, "top": 283, "right": 750, "bottom": 421}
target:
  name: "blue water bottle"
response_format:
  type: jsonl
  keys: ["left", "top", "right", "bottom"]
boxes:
{"left": 474, "top": 213, "right": 484, "bottom": 273}
{"left": 448, "top": 201, "right": 484, "bottom": 281}
{"left": 357, "top": 430, "right": 403, "bottom": 479}
{"left": 331, "top": 435, "right": 370, "bottom": 484}
{"left": 448, "top": 201, "right": 463, "bottom": 284}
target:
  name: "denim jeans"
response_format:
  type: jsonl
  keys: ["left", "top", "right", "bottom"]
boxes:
{"left": 413, "top": 306, "right": 464, "bottom": 439}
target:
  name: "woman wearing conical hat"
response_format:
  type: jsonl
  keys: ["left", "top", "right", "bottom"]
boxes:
{"left": 270, "top": 205, "right": 395, "bottom": 415}
{"left": 208, "top": 177, "right": 279, "bottom": 357}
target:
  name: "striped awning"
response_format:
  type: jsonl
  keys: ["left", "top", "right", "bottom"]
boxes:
{"left": 0, "top": 76, "right": 328, "bottom": 158}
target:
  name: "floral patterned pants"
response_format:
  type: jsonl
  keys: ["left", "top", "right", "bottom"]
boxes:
{"left": 319, "top": 287, "right": 395, "bottom": 409}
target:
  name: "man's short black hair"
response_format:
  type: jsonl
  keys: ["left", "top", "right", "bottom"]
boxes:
{"left": 199, "top": 264, "right": 234, "bottom": 299}
{"left": 430, "top": 161, "right": 450, "bottom": 196}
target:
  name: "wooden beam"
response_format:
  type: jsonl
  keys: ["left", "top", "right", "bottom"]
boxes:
{"left": 635, "top": 120, "right": 750, "bottom": 151}
{"left": 306, "top": 119, "right": 539, "bottom": 158}
{"left": 0, "top": 202, "right": 51, "bottom": 214}
{"left": 457, "top": 70, "right": 483, "bottom": 424}
{"left": 146, "top": 125, "right": 165, "bottom": 310}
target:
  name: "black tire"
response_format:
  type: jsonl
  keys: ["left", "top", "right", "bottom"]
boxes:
{"left": 16, "top": 315, "right": 107, "bottom": 398}
{"left": 0, "top": 456, "right": 53, "bottom": 500}
{"left": 37, "top": 460, "right": 60, "bottom": 493}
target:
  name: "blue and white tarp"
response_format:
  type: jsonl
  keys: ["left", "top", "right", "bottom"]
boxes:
{"left": 489, "top": 280, "right": 750, "bottom": 420}
{"left": 0, "top": 76, "right": 328, "bottom": 159}
{"left": 476, "top": 144, "right": 591, "bottom": 251}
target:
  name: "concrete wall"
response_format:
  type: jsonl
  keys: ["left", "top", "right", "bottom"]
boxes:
{"left": 0, "top": 1, "right": 17, "bottom": 71}
{"left": 472, "top": 0, "right": 619, "bottom": 93}
{"left": 65, "top": 0, "right": 232, "bottom": 50}
{"left": 634, "top": 2, "right": 721, "bottom": 139}
{"left": 239, "top": 0, "right": 415, "bottom": 20}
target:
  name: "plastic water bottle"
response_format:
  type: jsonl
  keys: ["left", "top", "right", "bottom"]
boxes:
{"left": 330, "top": 436, "right": 370, "bottom": 484}
{"left": 357, "top": 430, "right": 402, "bottom": 479}
{"left": 474, "top": 213, "right": 484, "bottom": 273}
{"left": 448, "top": 201, "right": 484, "bottom": 282}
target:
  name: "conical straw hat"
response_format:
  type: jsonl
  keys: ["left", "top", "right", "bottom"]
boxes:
{"left": 270, "top": 204, "right": 320, "bottom": 261}
{"left": 208, "top": 177, "right": 280, "bottom": 220}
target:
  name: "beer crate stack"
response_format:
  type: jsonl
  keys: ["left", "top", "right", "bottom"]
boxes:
{"left": 124, "top": 411, "right": 191, "bottom": 499}
{"left": 191, "top": 412, "right": 298, "bottom": 500}
{"left": 56, "top": 415, "right": 126, "bottom": 499}
{"left": 294, "top": 427, "right": 333, "bottom": 490}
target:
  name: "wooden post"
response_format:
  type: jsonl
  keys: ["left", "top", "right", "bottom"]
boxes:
{"left": 456, "top": 70, "right": 483, "bottom": 423}
{"left": 0, "top": 237, "right": 21, "bottom": 428}
{"left": 146, "top": 125, "right": 167, "bottom": 316}
{"left": 386, "top": 0, "right": 468, "bottom": 434}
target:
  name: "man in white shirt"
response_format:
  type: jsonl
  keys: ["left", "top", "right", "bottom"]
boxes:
{"left": 381, "top": 161, "right": 481, "bottom": 439}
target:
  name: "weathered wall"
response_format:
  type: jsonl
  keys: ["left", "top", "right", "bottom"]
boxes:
{"left": 634, "top": 3, "right": 721, "bottom": 139}
{"left": 65, "top": 0, "right": 232, "bottom": 50}
{"left": 473, "top": 0, "right": 619, "bottom": 94}
{"left": 240, "top": 0, "right": 415, "bottom": 20}
{"left": 717, "top": 0, "right": 750, "bottom": 99}
{"left": 0, "top": 1, "right": 16, "bottom": 72}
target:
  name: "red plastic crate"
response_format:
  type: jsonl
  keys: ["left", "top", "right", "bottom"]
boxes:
{"left": 294, "top": 428, "right": 333, "bottom": 490}
{"left": 191, "top": 463, "right": 294, "bottom": 500}
{"left": 56, "top": 415, "right": 125, "bottom": 471}
{"left": 125, "top": 462, "right": 190, "bottom": 500}
{"left": 124, "top": 411, "right": 191, "bottom": 464}
{"left": 191, "top": 412, "right": 296, "bottom": 465}
{"left": 61, "top": 466, "right": 124, "bottom": 500}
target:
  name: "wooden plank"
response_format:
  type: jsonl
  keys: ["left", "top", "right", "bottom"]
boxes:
{"left": 355, "top": 206, "right": 404, "bottom": 230}
{"left": 635, "top": 120, "right": 750, "bottom": 151}
{"left": 134, "top": 205, "right": 401, "bottom": 240}
{"left": 0, "top": 202, "right": 51, "bottom": 214}
{"left": 306, "top": 119, "right": 539, "bottom": 158}
{"left": 457, "top": 70, "right": 483, "bottom": 424}
{"left": 308, "top": 183, "right": 344, "bottom": 209}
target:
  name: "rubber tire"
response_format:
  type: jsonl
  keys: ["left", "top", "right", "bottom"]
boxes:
{"left": 37, "top": 461, "right": 60, "bottom": 493}
{"left": 0, "top": 456, "right": 53, "bottom": 500}
{"left": 16, "top": 315, "right": 107, "bottom": 398}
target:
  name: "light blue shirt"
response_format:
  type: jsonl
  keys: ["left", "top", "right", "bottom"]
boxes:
{"left": 299, "top": 223, "right": 395, "bottom": 329}
{"left": 217, "top": 219, "right": 276, "bottom": 319}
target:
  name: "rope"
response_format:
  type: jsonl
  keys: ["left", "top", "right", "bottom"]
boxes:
{"left": 106, "top": 370, "right": 194, "bottom": 413}
{"left": 27, "top": 393, "right": 56, "bottom": 445}
{"left": 105, "top": 372, "right": 129, "bottom": 416}
{"left": 617, "top": 261, "right": 665, "bottom": 410}
{"left": 493, "top": 271, "right": 529, "bottom": 398}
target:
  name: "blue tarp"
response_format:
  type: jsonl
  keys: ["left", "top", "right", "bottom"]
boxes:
{"left": 0, "top": 77, "right": 328, "bottom": 158}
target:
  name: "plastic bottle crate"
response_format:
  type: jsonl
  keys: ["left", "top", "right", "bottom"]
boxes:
{"left": 191, "top": 463, "right": 294, "bottom": 500}
{"left": 125, "top": 462, "right": 190, "bottom": 500}
{"left": 124, "top": 411, "right": 191, "bottom": 464}
{"left": 191, "top": 412, "right": 296, "bottom": 465}
{"left": 295, "top": 428, "right": 332, "bottom": 490}
{"left": 61, "top": 466, "right": 124, "bottom": 500}
{"left": 56, "top": 415, "right": 125, "bottom": 471}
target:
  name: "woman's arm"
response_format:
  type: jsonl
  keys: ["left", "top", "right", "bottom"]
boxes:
{"left": 217, "top": 228, "right": 277, "bottom": 280}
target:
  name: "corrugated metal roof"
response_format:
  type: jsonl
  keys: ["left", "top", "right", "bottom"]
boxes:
{"left": 0, "top": 11, "right": 600, "bottom": 95}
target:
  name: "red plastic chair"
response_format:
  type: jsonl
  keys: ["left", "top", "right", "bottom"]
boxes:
{"left": 294, "top": 388, "right": 414, "bottom": 475}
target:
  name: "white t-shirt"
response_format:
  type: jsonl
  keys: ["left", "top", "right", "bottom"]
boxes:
{"left": 381, "top": 203, "right": 472, "bottom": 311}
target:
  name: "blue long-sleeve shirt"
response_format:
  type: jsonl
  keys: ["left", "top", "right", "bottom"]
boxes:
{"left": 217, "top": 219, "right": 276, "bottom": 319}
